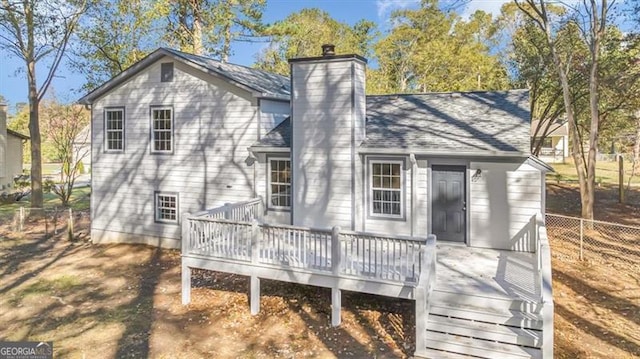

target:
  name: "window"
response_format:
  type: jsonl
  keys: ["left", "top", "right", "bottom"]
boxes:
{"left": 269, "top": 159, "right": 291, "bottom": 209}
{"left": 104, "top": 108, "right": 124, "bottom": 151}
{"left": 535, "top": 137, "right": 553, "bottom": 148}
{"left": 370, "top": 161, "right": 403, "bottom": 217}
{"left": 161, "top": 62, "right": 174, "bottom": 82}
{"left": 151, "top": 107, "right": 173, "bottom": 153}
{"left": 155, "top": 192, "right": 178, "bottom": 223}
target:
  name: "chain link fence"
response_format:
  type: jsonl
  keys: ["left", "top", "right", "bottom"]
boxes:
{"left": 2, "top": 207, "right": 90, "bottom": 241}
{"left": 545, "top": 213, "right": 640, "bottom": 267}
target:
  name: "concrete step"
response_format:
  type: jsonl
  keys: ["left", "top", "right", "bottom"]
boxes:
{"left": 429, "top": 304, "right": 543, "bottom": 330}
{"left": 425, "top": 331, "right": 542, "bottom": 359}
{"left": 432, "top": 289, "right": 542, "bottom": 313}
{"left": 427, "top": 314, "right": 542, "bottom": 348}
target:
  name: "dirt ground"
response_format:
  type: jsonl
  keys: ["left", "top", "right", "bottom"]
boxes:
{"left": 0, "top": 183, "right": 638, "bottom": 358}
{"left": 0, "top": 217, "right": 415, "bottom": 358}
{"left": 546, "top": 183, "right": 640, "bottom": 359}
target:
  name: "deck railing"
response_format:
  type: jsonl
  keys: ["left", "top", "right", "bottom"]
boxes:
{"left": 536, "top": 212, "right": 554, "bottom": 359}
{"left": 183, "top": 200, "right": 433, "bottom": 285}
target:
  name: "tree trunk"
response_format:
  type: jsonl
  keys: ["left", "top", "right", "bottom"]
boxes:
{"left": 633, "top": 113, "right": 640, "bottom": 175}
{"left": 27, "top": 60, "right": 43, "bottom": 208}
{"left": 222, "top": 23, "right": 231, "bottom": 63}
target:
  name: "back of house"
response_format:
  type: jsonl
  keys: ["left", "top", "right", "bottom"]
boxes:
{"left": 80, "top": 46, "right": 549, "bottom": 251}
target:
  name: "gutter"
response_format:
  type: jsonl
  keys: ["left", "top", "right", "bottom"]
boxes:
{"left": 357, "top": 147, "right": 530, "bottom": 158}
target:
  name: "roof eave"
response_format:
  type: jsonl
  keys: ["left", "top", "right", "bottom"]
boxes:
{"left": 7, "top": 129, "right": 29, "bottom": 140}
{"left": 357, "top": 147, "right": 530, "bottom": 158}
{"left": 248, "top": 146, "right": 290, "bottom": 153}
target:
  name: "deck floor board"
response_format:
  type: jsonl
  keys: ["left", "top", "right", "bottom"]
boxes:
{"left": 435, "top": 244, "right": 540, "bottom": 302}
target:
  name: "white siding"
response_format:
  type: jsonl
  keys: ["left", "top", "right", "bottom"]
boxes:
{"left": 91, "top": 58, "right": 259, "bottom": 247}
{"left": 469, "top": 162, "right": 542, "bottom": 252}
{"left": 6, "top": 134, "right": 24, "bottom": 185}
{"left": 290, "top": 59, "right": 365, "bottom": 230}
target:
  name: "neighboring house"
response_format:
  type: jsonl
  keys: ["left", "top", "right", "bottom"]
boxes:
{"left": 531, "top": 118, "right": 569, "bottom": 163}
{"left": 73, "top": 125, "right": 91, "bottom": 173}
{"left": 0, "top": 103, "right": 29, "bottom": 190}
{"left": 79, "top": 46, "right": 554, "bottom": 358}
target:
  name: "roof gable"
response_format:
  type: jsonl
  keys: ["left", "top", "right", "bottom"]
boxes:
{"left": 78, "top": 48, "right": 290, "bottom": 105}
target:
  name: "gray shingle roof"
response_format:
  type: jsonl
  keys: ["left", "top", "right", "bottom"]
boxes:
{"left": 364, "top": 90, "right": 530, "bottom": 153}
{"left": 163, "top": 48, "right": 290, "bottom": 98}
{"left": 257, "top": 116, "right": 291, "bottom": 147}
{"left": 253, "top": 90, "right": 531, "bottom": 155}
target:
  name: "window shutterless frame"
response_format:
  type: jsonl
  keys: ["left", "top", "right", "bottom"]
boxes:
{"left": 154, "top": 191, "right": 179, "bottom": 224}
{"left": 267, "top": 157, "right": 291, "bottom": 210}
{"left": 103, "top": 107, "right": 125, "bottom": 152}
{"left": 149, "top": 105, "right": 174, "bottom": 154}
{"left": 368, "top": 158, "right": 405, "bottom": 219}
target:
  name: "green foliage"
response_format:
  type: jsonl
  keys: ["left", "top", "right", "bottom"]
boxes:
{"left": 72, "top": 0, "right": 158, "bottom": 91}
{"left": 254, "top": 8, "right": 377, "bottom": 76}
{"left": 372, "top": 0, "right": 508, "bottom": 94}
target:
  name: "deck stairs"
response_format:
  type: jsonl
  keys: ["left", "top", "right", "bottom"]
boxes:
{"left": 421, "top": 289, "right": 543, "bottom": 359}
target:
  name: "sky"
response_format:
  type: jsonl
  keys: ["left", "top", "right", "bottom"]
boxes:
{"left": 0, "top": 0, "right": 512, "bottom": 112}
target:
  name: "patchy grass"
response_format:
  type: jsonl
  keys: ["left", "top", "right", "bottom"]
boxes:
{"left": 548, "top": 159, "right": 640, "bottom": 187}
{"left": 0, "top": 187, "right": 91, "bottom": 220}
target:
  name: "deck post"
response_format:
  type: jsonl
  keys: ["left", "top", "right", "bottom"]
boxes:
{"left": 181, "top": 212, "right": 191, "bottom": 305}
{"left": 414, "top": 286, "right": 428, "bottom": 357}
{"left": 331, "top": 226, "right": 342, "bottom": 327}
{"left": 251, "top": 219, "right": 260, "bottom": 263}
{"left": 331, "top": 226, "right": 342, "bottom": 276}
{"left": 250, "top": 275, "right": 260, "bottom": 315}
{"left": 331, "top": 287, "right": 341, "bottom": 327}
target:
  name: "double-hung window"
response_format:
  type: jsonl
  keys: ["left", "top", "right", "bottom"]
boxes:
{"left": 155, "top": 192, "right": 178, "bottom": 223}
{"left": 151, "top": 107, "right": 173, "bottom": 153}
{"left": 104, "top": 108, "right": 124, "bottom": 151}
{"left": 269, "top": 159, "right": 291, "bottom": 209}
{"left": 370, "top": 160, "right": 404, "bottom": 217}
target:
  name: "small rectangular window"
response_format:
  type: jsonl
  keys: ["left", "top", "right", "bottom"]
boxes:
{"left": 151, "top": 107, "right": 173, "bottom": 153}
{"left": 370, "top": 161, "right": 403, "bottom": 217}
{"left": 269, "top": 158, "right": 291, "bottom": 209}
{"left": 104, "top": 108, "right": 124, "bottom": 151}
{"left": 155, "top": 192, "right": 178, "bottom": 223}
{"left": 161, "top": 62, "right": 174, "bottom": 82}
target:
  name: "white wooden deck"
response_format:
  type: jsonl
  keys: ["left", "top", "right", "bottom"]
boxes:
{"left": 435, "top": 244, "right": 540, "bottom": 303}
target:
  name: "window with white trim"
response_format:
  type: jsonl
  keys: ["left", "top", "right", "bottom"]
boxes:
{"left": 269, "top": 159, "right": 291, "bottom": 209}
{"left": 104, "top": 108, "right": 124, "bottom": 151}
{"left": 370, "top": 161, "right": 403, "bottom": 217}
{"left": 155, "top": 192, "right": 178, "bottom": 223}
{"left": 151, "top": 107, "right": 173, "bottom": 153}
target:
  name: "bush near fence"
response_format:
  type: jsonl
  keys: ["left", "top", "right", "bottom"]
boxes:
{"left": 546, "top": 213, "right": 640, "bottom": 269}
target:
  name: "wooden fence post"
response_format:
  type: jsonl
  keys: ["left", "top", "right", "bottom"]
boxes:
{"left": 18, "top": 207, "right": 25, "bottom": 232}
{"left": 67, "top": 208, "right": 74, "bottom": 241}
{"left": 618, "top": 154, "right": 624, "bottom": 203}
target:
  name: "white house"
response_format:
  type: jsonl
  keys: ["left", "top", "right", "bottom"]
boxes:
{"left": 531, "top": 118, "right": 569, "bottom": 163}
{"left": 0, "top": 103, "right": 28, "bottom": 190}
{"left": 73, "top": 124, "right": 91, "bottom": 174}
{"left": 79, "top": 46, "right": 554, "bottom": 359}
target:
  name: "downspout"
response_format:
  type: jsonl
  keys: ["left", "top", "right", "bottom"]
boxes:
{"left": 410, "top": 153, "right": 417, "bottom": 237}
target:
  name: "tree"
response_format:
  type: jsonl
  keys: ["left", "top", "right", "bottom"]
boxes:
{"left": 164, "top": 0, "right": 266, "bottom": 61}
{"left": 515, "top": 0, "right": 615, "bottom": 219}
{"left": 254, "top": 9, "right": 377, "bottom": 76}
{"left": 72, "top": 0, "right": 157, "bottom": 91}
{"left": 373, "top": 0, "right": 508, "bottom": 94}
{"left": 43, "top": 103, "right": 90, "bottom": 205}
{"left": 0, "top": 0, "right": 86, "bottom": 208}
